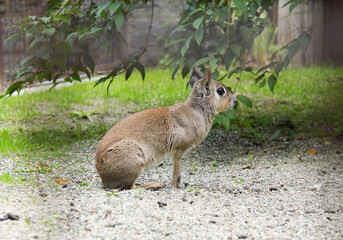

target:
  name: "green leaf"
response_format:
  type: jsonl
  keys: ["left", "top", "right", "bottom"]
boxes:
{"left": 97, "top": 1, "right": 111, "bottom": 17}
{"left": 40, "top": 16, "right": 50, "bottom": 24}
{"left": 170, "top": 24, "right": 190, "bottom": 37}
{"left": 185, "top": 36, "right": 192, "bottom": 48}
{"left": 230, "top": 44, "right": 242, "bottom": 56}
{"left": 64, "top": 77, "right": 72, "bottom": 83}
{"left": 257, "top": 61, "right": 277, "bottom": 74}
{"left": 209, "top": 58, "right": 218, "bottom": 69}
{"left": 268, "top": 74, "right": 277, "bottom": 93}
{"left": 233, "top": 0, "right": 247, "bottom": 13}
{"left": 259, "top": 79, "right": 266, "bottom": 88}
{"left": 299, "top": 32, "right": 312, "bottom": 50}
{"left": 171, "top": 65, "right": 180, "bottom": 81}
{"left": 52, "top": 52, "right": 66, "bottom": 71}
{"left": 193, "top": 16, "right": 204, "bottom": 29}
{"left": 236, "top": 95, "right": 252, "bottom": 108}
{"left": 84, "top": 53, "right": 95, "bottom": 74}
{"left": 181, "top": 65, "right": 190, "bottom": 78}
{"left": 275, "top": 63, "right": 283, "bottom": 76}
{"left": 109, "top": 1, "right": 121, "bottom": 16}
{"left": 94, "top": 77, "right": 107, "bottom": 87}
{"left": 243, "top": 120, "right": 253, "bottom": 131}
{"left": 125, "top": 64, "right": 134, "bottom": 81}
{"left": 56, "top": 41, "right": 72, "bottom": 55}
{"left": 224, "top": 50, "right": 234, "bottom": 70}
{"left": 181, "top": 45, "right": 188, "bottom": 57}
{"left": 43, "top": 28, "right": 55, "bottom": 36}
{"left": 240, "top": 26, "right": 252, "bottom": 45}
{"left": 20, "top": 55, "right": 34, "bottom": 66}
{"left": 270, "top": 129, "right": 282, "bottom": 141}
{"left": 244, "top": 67, "right": 252, "bottom": 72}
{"left": 169, "top": 38, "right": 187, "bottom": 45}
{"left": 285, "top": 41, "right": 300, "bottom": 64}
{"left": 289, "top": 2, "right": 299, "bottom": 13}
{"left": 250, "top": 2, "right": 259, "bottom": 16}
{"left": 217, "top": 7, "right": 228, "bottom": 25}
{"left": 255, "top": 72, "right": 265, "bottom": 83}
{"left": 193, "top": 57, "right": 213, "bottom": 67}
{"left": 212, "top": 70, "right": 219, "bottom": 80}
{"left": 70, "top": 72, "right": 81, "bottom": 82}
{"left": 115, "top": 12, "right": 124, "bottom": 31}
{"left": 194, "top": 27, "right": 203, "bottom": 45}
{"left": 5, "top": 81, "right": 25, "bottom": 95}
{"left": 36, "top": 44, "right": 49, "bottom": 59}
{"left": 133, "top": 62, "right": 145, "bottom": 80}
{"left": 80, "top": 67, "right": 91, "bottom": 80}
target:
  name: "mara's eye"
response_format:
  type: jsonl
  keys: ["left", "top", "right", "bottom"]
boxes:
{"left": 216, "top": 87, "right": 226, "bottom": 96}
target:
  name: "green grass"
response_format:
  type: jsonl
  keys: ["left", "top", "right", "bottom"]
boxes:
{"left": 0, "top": 172, "right": 25, "bottom": 184}
{"left": 0, "top": 66, "right": 342, "bottom": 158}
{"left": 0, "top": 68, "right": 189, "bottom": 155}
{"left": 223, "top": 65, "right": 343, "bottom": 138}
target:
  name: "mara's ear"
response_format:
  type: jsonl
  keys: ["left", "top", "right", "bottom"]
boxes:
{"left": 189, "top": 67, "right": 204, "bottom": 89}
{"left": 200, "top": 69, "right": 212, "bottom": 96}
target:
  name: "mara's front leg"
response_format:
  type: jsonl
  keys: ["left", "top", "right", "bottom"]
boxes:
{"left": 171, "top": 151, "right": 184, "bottom": 189}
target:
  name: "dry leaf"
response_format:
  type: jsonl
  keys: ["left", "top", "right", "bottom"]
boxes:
{"left": 56, "top": 179, "right": 68, "bottom": 183}
{"left": 306, "top": 149, "right": 319, "bottom": 155}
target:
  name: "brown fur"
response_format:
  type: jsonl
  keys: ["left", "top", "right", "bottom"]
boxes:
{"left": 95, "top": 68, "right": 236, "bottom": 190}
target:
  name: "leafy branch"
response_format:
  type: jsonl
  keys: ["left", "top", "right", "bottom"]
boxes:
{"left": 1, "top": 0, "right": 151, "bottom": 98}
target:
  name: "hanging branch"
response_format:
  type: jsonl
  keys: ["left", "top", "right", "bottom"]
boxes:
{"left": 56, "top": 0, "right": 70, "bottom": 15}
{"left": 226, "top": 0, "right": 232, "bottom": 46}
{"left": 234, "top": 50, "right": 249, "bottom": 93}
{"left": 144, "top": 0, "right": 154, "bottom": 52}
{"left": 215, "top": 0, "right": 232, "bottom": 71}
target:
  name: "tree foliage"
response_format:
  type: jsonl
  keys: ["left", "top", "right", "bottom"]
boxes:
{"left": 1, "top": 0, "right": 311, "bottom": 109}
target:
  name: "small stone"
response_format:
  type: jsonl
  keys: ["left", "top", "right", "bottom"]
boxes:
{"left": 157, "top": 201, "right": 167, "bottom": 207}
{"left": 324, "top": 209, "right": 336, "bottom": 214}
{"left": 7, "top": 213, "right": 19, "bottom": 220}
{"left": 39, "top": 192, "right": 48, "bottom": 197}
{"left": 269, "top": 187, "right": 278, "bottom": 192}
{"left": 0, "top": 213, "right": 19, "bottom": 221}
{"left": 105, "top": 224, "right": 116, "bottom": 228}
{"left": 70, "top": 202, "right": 75, "bottom": 206}
{"left": 209, "top": 220, "right": 216, "bottom": 224}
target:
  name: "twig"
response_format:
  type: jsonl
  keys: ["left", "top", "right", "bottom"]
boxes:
{"left": 233, "top": 50, "right": 249, "bottom": 93}
{"left": 215, "top": 0, "right": 231, "bottom": 71}
{"left": 56, "top": 0, "right": 70, "bottom": 15}
{"left": 226, "top": 0, "right": 232, "bottom": 46}
{"left": 258, "top": 145, "right": 284, "bottom": 154}
{"left": 144, "top": 0, "right": 154, "bottom": 52}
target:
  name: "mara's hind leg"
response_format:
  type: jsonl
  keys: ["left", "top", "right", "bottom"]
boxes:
{"left": 96, "top": 140, "right": 166, "bottom": 190}
{"left": 96, "top": 140, "right": 146, "bottom": 190}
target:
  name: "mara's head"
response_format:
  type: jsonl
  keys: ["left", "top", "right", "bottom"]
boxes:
{"left": 189, "top": 67, "right": 237, "bottom": 113}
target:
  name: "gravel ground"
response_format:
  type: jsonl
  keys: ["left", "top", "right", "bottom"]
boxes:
{"left": 1, "top": 130, "right": 343, "bottom": 239}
